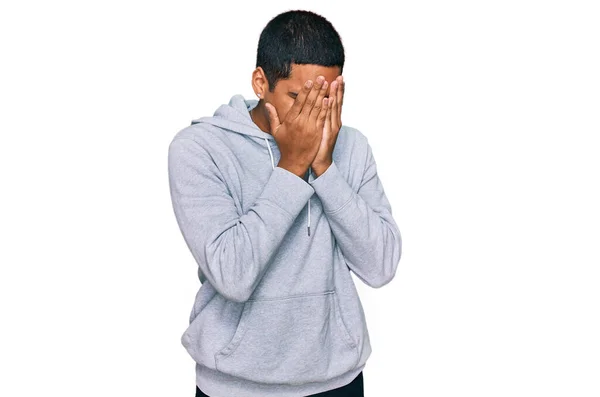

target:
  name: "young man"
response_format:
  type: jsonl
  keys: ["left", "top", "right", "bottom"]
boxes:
{"left": 168, "top": 9, "right": 402, "bottom": 397}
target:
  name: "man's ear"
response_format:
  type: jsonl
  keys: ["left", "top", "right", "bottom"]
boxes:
{"left": 251, "top": 67, "right": 268, "bottom": 98}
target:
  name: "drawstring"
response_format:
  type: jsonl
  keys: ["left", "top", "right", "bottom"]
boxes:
{"left": 264, "top": 137, "right": 311, "bottom": 236}
{"left": 265, "top": 137, "right": 275, "bottom": 170}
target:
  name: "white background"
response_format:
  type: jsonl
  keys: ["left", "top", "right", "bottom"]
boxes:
{"left": 1, "top": 1, "right": 599, "bottom": 396}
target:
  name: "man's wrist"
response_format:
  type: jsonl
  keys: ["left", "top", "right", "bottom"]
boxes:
{"left": 311, "top": 160, "right": 332, "bottom": 178}
{"left": 277, "top": 160, "right": 309, "bottom": 179}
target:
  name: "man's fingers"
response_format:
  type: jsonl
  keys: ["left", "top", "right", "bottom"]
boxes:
{"left": 330, "top": 77, "right": 343, "bottom": 127}
{"left": 338, "top": 76, "right": 344, "bottom": 108}
{"left": 309, "top": 78, "right": 329, "bottom": 122}
{"left": 316, "top": 97, "right": 329, "bottom": 132}
{"left": 337, "top": 76, "right": 344, "bottom": 124}
{"left": 325, "top": 93, "right": 333, "bottom": 131}
{"left": 300, "top": 76, "right": 326, "bottom": 119}
{"left": 264, "top": 102, "right": 281, "bottom": 135}
{"left": 329, "top": 82, "right": 338, "bottom": 128}
{"left": 286, "top": 79, "right": 314, "bottom": 121}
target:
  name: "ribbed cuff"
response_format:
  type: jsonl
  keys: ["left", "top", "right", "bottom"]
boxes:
{"left": 309, "top": 160, "right": 355, "bottom": 214}
{"left": 259, "top": 166, "right": 315, "bottom": 219}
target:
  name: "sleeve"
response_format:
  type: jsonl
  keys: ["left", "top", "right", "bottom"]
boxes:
{"left": 168, "top": 138, "right": 315, "bottom": 302}
{"left": 309, "top": 139, "right": 402, "bottom": 288}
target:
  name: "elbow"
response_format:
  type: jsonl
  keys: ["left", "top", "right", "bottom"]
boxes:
{"left": 194, "top": 244, "right": 257, "bottom": 303}
{"left": 199, "top": 235, "right": 259, "bottom": 303}
{"left": 368, "top": 232, "right": 402, "bottom": 288}
{"left": 360, "top": 255, "right": 398, "bottom": 288}
{"left": 218, "top": 284, "right": 254, "bottom": 303}
{"left": 368, "top": 267, "right": 398, "bottom": 288}
{"left": 197, "top": 266, "right": 255, "bottom": 302}
{"left": 201, "top": 265, "right": 256, "bottom": 303}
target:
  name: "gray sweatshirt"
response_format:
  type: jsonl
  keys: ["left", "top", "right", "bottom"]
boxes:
{"left": 167, "top": 94, "right": 402, "bottom": 397}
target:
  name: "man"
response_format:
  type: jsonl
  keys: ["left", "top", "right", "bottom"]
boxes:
{"left": 168, "top": 9, "right": 402, "bottom": 397}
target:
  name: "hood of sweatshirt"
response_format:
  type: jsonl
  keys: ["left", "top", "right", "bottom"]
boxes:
{"left": 190, "top": 94, "right": 314, "bottom": 237}
{"left": 191, "top": 94, "right": 273, "bottom": 141}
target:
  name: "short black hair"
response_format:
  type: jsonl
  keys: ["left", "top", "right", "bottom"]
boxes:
{"left": 256, "top": 10, "right": 345, "bottom": 92}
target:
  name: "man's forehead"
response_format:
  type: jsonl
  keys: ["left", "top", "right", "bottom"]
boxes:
{"left": 289, "top": 64, "right": 341, "bottom": 82}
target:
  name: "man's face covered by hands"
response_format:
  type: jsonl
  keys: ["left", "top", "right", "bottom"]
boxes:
{"left": 256, "top": 63, "right": 341, "bottom": 128}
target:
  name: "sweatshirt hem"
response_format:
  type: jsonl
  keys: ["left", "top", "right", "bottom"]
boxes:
{"left": 195, "top": 362, "right": 366, "bottom": 397}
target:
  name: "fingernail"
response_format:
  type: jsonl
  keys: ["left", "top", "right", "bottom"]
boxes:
{"left": 305, "top": 80, "right": 313, "bottom": 88}
{"left": 317, "top": 76, "right": 324, "bottom": 84}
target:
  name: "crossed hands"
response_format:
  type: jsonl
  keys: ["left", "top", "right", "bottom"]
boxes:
{"left": 265, "top": 75, "right": 345, "bottom": 178}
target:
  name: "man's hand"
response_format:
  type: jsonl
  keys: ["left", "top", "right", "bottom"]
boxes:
{"left": 311, "top": 75, "right": 344, "bottom": 177}
{"left": 265, "top": 76, "right": 330, "bottom": 178}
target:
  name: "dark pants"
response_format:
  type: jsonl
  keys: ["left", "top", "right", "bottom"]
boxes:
{"left": 195, "top": 371, "right": 364, "bottom": 397}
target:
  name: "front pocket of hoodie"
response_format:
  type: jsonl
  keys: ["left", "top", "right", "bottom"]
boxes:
{"left": 214, "top": 290, "right": 359, "bottom": 385}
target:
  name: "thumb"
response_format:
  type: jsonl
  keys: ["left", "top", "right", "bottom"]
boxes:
{"left": 264, "top": 102, "right": 281, "bottom": 135}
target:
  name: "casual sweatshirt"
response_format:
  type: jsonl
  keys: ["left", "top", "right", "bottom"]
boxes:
{"left": 167, "top": 93, "right": 402, "bottom": 397}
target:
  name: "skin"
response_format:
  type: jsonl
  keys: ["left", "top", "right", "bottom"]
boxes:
{"left": 249, "top": 63, "right": 345, "bottom": 178}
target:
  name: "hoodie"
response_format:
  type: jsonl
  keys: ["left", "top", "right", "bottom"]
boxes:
{"left": 167, "top": 94, "right": 402, "bottom": 397}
